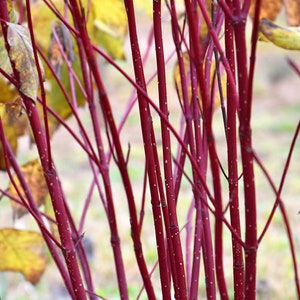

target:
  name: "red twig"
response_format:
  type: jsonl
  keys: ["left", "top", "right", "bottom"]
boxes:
{"left": 123, "top": 1, "right": 170, "bottom": 298}
{"left": 153, "top": 1, "right": 187, "bottom": 298}
{"left": 0, "top": 3, "right": 87, "bottom": 299}
{"left": 224, "top": 1, "right": 245, "bottom": 298}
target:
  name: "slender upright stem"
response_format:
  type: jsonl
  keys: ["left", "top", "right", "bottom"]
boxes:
{"left": 224, "top": 1, "right": 245, "bottom": 298}
{"left": 70, "top": 1, "right": 158, "bottom": 298}
{"left": 0, "top": 3, "right": 87, "bottom": 299}
{"left": 124, "top": 1, "right": 171, "bottom": 298}
{"left": 153, "top": 1, "right": 187, "bottom": 298}
{"left": 233, "top": 11, "right": 257, "bottom": 300}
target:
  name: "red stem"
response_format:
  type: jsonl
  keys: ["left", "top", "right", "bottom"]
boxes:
{"left": 189, "top": 1, "right": 228, "bottom": 298}
{"left": 287, "top": 58, "right": 300, "bottom": 76}
{"left": 69, "top": 1, "right": 157, "bottom": 298}
{"left": 0, "top": 120, "right": 76, "bottom": 296}
{"left": 254, "top": 122, "right": 300, "bottom": 297}
{"left": 0, "top": 3, "right": 87, "bottom": 298}
{"left": 26, "top": 99, "right": 87, "bottom": 300}
{"left": 233, "top": 10, "right": 257, "bottom": 300}
{"left": 224, "top": 1, "right": 245, "bottom": 299}
{"left": 169, "top": 1, "right": 218, "bottom": 298}
{"left": 69, "top": 3, "right": 128, "bottom": 299}
{"left": 124, "top": 0, "right": 172, "bottom": 298}
{"left": 153, "top": 1, "right": 187, "bottom": 298}
{"left": 25, "top": 0, "right": 52, "bottom": 170}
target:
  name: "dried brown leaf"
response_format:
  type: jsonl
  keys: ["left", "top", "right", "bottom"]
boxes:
{"left": 7, "top": 158, "right": 48, "bottom": 218}
{"left": 283, "top": 0, "right": 300, "bottom": 25}
{"left": 0, "top": 98, "right": 27, "bottom": 170}
{"left": 48, "top": 20, "right": 75, "bottom": 78}
{"left": 249, "top": 0, "right": 283, "bottom": 21}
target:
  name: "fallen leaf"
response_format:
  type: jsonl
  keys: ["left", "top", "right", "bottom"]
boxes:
{"left": 7, "top": 158, "right": 48, "bottom": 218}
{"left": 0, "top": 228, "right": 47, "bottom": 284}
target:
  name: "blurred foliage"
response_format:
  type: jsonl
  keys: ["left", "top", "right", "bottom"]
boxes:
{"left": 250, "top": 0, "right": 300, "bottom": 49}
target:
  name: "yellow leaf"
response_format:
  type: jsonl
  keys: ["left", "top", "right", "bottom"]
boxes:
{"left": 30, "top": 0, "right": 127, "bottom": 60}
{"left": 259, "top": 18, "right": 300, "bottom": 50}
{"left": 0, "top": 11, "right": 20, "bottom": 103}
{"left": 7, "top": 158, "right": 48, "bottom": 218}
{"left": 0, "top": 32, "right": 13, "bottom": 78}
{"left": 27, "top": 1, "right": 85, "bottom": 134}
{"left": 88, "top": 0, "right": 128, "bottom": 60}
{"left": 7, "top": 22, "right": 44, "bottom": 101}
{"left": 132, "top": 0, "right": 153, "bottom": 17}
{"left": 0, "top": 228, "right": 47, "bottom": 284}
{"left": 6, "top": 0, "right": 19, "bottom": 24}
{"left": 28, "top": 0, "right": 56, "bottom": 52}
{"left": 0, "top": 80, "right": 19, "bottom": 103}
{"left": 0, "top": 98, "right": 27, "bottom": 170}
{"left": 249, "top": 0, "right": 300, "bottom": 44}
{"left": 27, "top": 0, "right": 127, "bottom": 133}
{"left": 43, "top": 58, "right": 85, "bottom": 135}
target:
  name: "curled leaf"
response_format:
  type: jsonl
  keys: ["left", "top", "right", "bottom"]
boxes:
{"left": 0, "top": 228, "right": 47, "bottom": 284}
{"left": 259, "top": 18, "right": 300, "bottom": 50}
{"left": 48, "top": 20, "right": 75, "bottom": 78}
{"left": 7, "top": 22, "right": 44, "bottom": 101}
